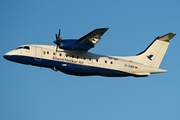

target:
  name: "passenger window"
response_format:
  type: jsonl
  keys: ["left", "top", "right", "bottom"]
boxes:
{"left": 105, "top": 60, "right": 107, "bottom": 63}
{"left": 53, "top": 52, "right": 56, "bottom": 55}
{"left": 47, "top": 51, "right": 49, "bottom": 54}
{"left": 111, "top": 61, "right": 113, "bottom": 64}
{"left": 43, "top": 51, "right": 46, "bottom": 54}
{"left": 96, "top": 59, "right": 98, "bottom": 62}
{"left": 59, "top": 53, "right": 62, "bottom": 56}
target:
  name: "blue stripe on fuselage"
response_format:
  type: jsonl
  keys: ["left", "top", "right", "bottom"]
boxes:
{"left": 4, "top": 55, "right": 132, "bottom": 77}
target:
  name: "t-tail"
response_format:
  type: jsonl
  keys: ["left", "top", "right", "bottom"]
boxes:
{"left": 136, "top": 33, "right": 176, "bottom": 68}
{"left": 115, "top": 33, "right": 176, "bottom": 69}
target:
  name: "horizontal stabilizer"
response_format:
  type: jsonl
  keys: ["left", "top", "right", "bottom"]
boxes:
{"left": 156, "top": 33, "right": 176, "bottom": 42}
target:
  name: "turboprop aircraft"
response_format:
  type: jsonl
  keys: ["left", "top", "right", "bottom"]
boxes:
{"left": 3, "top": 28, "right": 176, "bottom": 77}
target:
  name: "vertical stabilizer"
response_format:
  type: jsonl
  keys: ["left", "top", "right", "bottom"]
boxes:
{"left": 136, "top": 33, "right": 176, "bottom": 68}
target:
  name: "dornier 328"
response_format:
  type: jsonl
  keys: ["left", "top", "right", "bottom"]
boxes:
{"left": 3, "top": 28, "right": 176, "bottom": 77}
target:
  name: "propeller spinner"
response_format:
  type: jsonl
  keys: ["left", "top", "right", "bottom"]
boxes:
{"left": 53, "top": 29, "right": 62, "bottom": 52}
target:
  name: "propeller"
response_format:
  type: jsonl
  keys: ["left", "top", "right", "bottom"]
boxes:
{"left": 53, "top": 29, "right": 62, "bottom": 52}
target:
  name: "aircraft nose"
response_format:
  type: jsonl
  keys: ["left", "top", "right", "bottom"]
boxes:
{"left": 4, "top": 54, "right": 9, "bottom": 60}
{"left": 3, "top": 52, "right": 12, "bottom": 61}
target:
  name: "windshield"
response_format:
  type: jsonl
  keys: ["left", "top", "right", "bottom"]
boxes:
{"left": 15, "top": 46, "right": 30, "bottom": 50}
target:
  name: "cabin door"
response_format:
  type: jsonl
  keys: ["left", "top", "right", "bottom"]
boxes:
{"left": 35, "top": 46, "right": 42, "bottom": 61}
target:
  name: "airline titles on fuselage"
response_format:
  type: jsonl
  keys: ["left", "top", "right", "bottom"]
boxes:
{"left": 52, "top": 56, "right": 84, "bottom": 64}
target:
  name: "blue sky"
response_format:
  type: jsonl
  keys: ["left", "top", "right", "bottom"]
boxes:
{"left": 1, "top": 0, "right": 180, "bottom": 120}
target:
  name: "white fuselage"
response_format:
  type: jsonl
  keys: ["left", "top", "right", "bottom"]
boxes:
{"left": 4, "top": 44, "right": 166, "bottom": 77}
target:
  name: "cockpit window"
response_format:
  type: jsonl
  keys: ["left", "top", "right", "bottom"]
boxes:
{"left": 16, "top": 47, "right": 24, "bottom": 50}
{"left": 24, "top": 46, "right": 30, "bottom": 50}
{"left": 15, "top": 46, "right": 30, "bottom": 50}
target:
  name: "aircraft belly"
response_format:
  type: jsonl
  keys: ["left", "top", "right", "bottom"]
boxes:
{"left": 5, "top": 55, "right": 133, "bottom": 77}
{"left": 56, "top": 63, "right": 132, "bottom": 77}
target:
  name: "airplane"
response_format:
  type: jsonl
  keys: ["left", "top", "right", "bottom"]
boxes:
{"left": 3, "top": 28, "right": 176, "bottom": 77}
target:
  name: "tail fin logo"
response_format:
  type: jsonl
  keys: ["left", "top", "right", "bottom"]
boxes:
{"left": 147, "top": 54, "right": 153, "bottom": 61}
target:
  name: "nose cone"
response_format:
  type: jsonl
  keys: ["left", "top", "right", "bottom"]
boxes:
{"left": 3, "top": 52, "right": 12, "bottom": 61}
{"left": 4, "top": 54, "right": 9, "bottom": 60}
{"left": 3, "top": 54, "right": 7, "bottom": 59}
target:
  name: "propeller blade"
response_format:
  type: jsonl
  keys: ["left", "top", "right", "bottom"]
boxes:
{"left": 56, "top": 45, "right": 58, "bottom": 52}
{"left": 55, "top": 33, "right": 58, "bottom": 39}
{"left": 58, "top": 29, "right": 61, "bottom": 38}
{"left": 53, "top": 29, "right": 62, "bottom": 52}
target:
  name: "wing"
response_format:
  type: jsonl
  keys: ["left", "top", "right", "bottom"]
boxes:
{"left": 59, "top": 28, "right": 108, "bottom": 51}
{"left": 77, "top": 28, "right": 108, "bottom": 47}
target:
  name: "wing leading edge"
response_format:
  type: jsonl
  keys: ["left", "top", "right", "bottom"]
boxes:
{"left": 77, "top": 28, "right": 108, "bottom": 47}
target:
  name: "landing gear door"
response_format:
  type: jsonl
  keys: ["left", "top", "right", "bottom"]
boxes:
{"left": 35, "top": 46, "right": 42, "bottom": 61}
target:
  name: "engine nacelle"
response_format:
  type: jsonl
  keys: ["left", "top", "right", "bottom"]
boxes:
{"left": 59, "top": 39, "right": 93, "bottom": 51}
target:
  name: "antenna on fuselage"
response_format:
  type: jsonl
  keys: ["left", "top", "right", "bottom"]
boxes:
{"left": 53, "top": 29, "right": 62, "bottom": 52}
